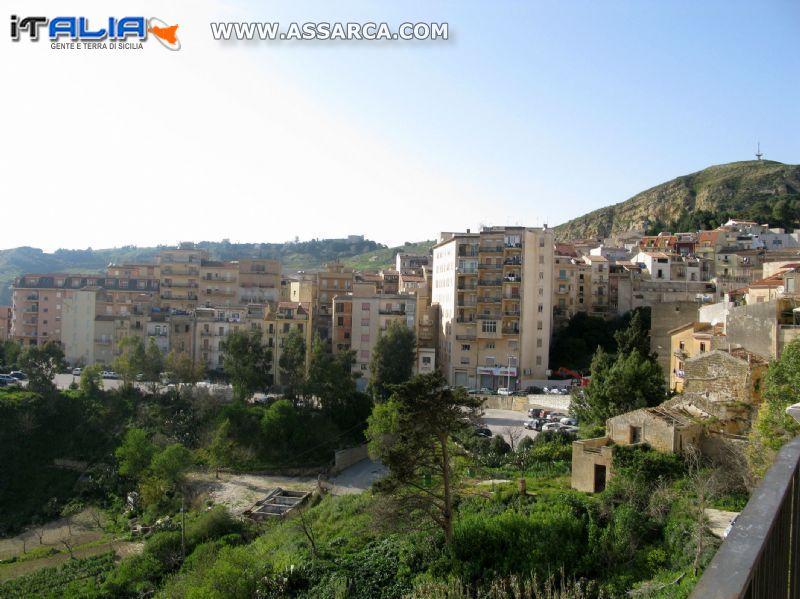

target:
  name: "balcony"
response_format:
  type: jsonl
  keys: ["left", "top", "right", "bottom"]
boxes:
{"left": 163, "top": 282, "right": 199, "bottom": 289}
{"left": 478, "top": 263, "right": 502, "bottom": 270}
{"left": 479, "top": 245, "right": 504, "bottom": 254}
{"left": 503, "top": 258, "right": 522, "bottom": 266}
{"left": 26, "top": 294, "right": 39, "bottom": 300}
{"left": 476, "top": 314, "right": 501, "bottom": 321}
{"left": 478, "top": 279, "right": 502, "bottom": 287}
{"left": 379, "top": 309, "right": 406, "bottom": 316}
{"left": 456, "top": 317, "right": 476, "bottom": 324}
{"left": 503, "top": 275, "right": 522, "bottom": 283}
{"left": 456, "top": 333, "right": 476, "bottom": 341}
{"left": 502, "top": 328, "right": 520, "bottom": 335}
{"left": 457, "top": 283, "right": 478, "bottom": 291}
{"left": 503, "top": 311, "right": 521, "bottom": 317}
{"left": 477, "top": 296, "right": 501, "bottom": 304}
{"left": 689, "top": 436, "right": 800, "bottom": 599}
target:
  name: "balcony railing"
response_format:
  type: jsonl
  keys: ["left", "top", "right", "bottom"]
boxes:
{"left": 478, "top": 279, "right": 502, "bottom": 287}
{"left": 479, "top": 245, "right": 504, "bottom": 253}
{"left": 689, "top": 435, "right": 800, "bottom": 599}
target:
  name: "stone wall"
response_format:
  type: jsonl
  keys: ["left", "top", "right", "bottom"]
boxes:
{"left": 332, "top": 444, "right": 369, "bottom": 474}
{"left": 725, "top": 301, "right": 777, "bottom": 360}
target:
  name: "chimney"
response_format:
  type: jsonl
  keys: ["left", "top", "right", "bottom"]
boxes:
{"left": 466, "top": 229, "right": 471, "bottom": 234}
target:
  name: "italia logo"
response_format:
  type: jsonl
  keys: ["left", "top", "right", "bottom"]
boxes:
{"left": 10, "top": 15, "right": 180, "bottom": 50}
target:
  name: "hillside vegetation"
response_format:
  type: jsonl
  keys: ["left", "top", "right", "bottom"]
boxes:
{"left": 554, "top": 160, "right": 800, "bottom": 240}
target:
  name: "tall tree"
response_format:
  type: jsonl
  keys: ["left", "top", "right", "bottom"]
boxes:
{"left": 166, "top": 350, "right": 205, "bottom": 385}
{"left": 115, "top": 428, "right": 157, "bottom": 481}
{"left": 208, "top": 418, "right": 236, "bottom": 478}
{"left": 220, "top": 329, "right": 272, "bottom": 402}
{"left": 143, "top": 337, "right": 165, "bottom": 392}
{"left": 368, "top": 319, "right": 416, "bottom": 402}
{"left": 19, "top": 342, "right": 66, "bottom": 394}
{"left": 613, "top": 308, "right": 653, "bottom": 359}
{"left": 278, "top": 328, "right": 307, "bottom": 402}
{"left": 114, "top": 336, "right": 146, "bottom": 387}
{"left": 367, "top": 371, "right": 481, "bottom": 545}
{"left": 79, "top": 363, "right": 104, "bottom": 395}
{"left": 572, "top": 347, "right": 666, "bottom": 427}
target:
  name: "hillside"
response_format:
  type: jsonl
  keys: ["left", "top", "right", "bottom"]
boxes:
{"left": 554, "top": 160, "right": 800, "bottom": 240}
{"left": 0, "top": 238, "right": 434, "bottom": 305}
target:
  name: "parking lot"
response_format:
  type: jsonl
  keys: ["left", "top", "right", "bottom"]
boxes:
{"left": 481, "top": 409, "right": 538, "bottom": 445}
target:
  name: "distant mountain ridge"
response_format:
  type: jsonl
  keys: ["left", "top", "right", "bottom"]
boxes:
{"left": 554, "top": 160, "right": 800, "bottom": 240}
{"left": 0, "top": 239, "right": 436, "bottom": 305}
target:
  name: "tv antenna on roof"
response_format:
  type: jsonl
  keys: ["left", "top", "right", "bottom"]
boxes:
{"left": 755, "top": 142, "right": 763, "bottom": 161}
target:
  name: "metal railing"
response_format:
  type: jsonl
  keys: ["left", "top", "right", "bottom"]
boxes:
{"left": 690, "top": 435, "right": 800, "bottom": 599}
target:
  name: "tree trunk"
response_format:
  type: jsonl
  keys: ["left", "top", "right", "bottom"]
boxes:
{"left": 439, "top": 433, "right": 453, "bottom": 545}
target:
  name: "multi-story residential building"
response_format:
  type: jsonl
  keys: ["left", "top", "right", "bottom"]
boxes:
{"left": 332, "top": 286, "right": 419, "bottom": 385}
{"left": 199, "top": 260, "right": 239, "bottom": 307}
{"left": 314, "top": 262, "right": 354, "bottom": 350}
{"left": 432, "top": 226, "right": 554, "bottom": 390}
{"left": 194, "top": 306, "right": 249, "bottom": 373}
{"left": 264, "top": 301, "right": 313, "bottom": 388}
{"left": 158, "top": 244, "right": 206, "bottom": 310}
{"left": 0, "top": 305, "right": 11, "bottom": 341}
{"left": 583, "top": 255, "right": 610, "bottom": 317}
{"left": 237, "top": 259, "right": 281, "bottom": 305}
{"left": 396, "top": 252, "right": 431, "bottom": 275}
{"left": 553, "top": 248, "right": 590, "bottom": 326}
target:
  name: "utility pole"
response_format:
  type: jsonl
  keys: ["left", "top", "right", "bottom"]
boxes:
{"left": 755, "top": 142, "right": 763, "bottom": 161}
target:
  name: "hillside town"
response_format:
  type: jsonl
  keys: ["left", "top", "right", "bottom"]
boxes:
{"left": 2, "top": 218, "right": 798, "bottom": 395}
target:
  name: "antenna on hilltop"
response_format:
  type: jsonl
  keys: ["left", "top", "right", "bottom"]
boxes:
{"left": 756, "top": 142, "right": 763, "bottom": 161}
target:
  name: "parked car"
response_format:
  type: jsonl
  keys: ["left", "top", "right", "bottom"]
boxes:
{"left": 560, "top": 417, "right": 578, "bottom": 426}
{"left": 541, "top": 422, "right": 564, "bottom": 432}
{"left": 497, "top": 387, "right": 512, "bottom": 396}
{"left": 560, "top": 425, "right": 579, "bottom": 434}
{"left": 0, "top": 374, "right": 20, "bottom": 387}
{"left": 9, "top": 371, "right": 27, "bottom": 380}
{"left": 101, "top": 370, "right": 119, "bottom": 379}
{"left": 465, "top": 387, "right": 480, "bottom": 395}
{"left": 72, "top": 367, "right": 82, "bottom": 376}
{"left": 523, "top": 419, "right": 542, "bottom": 431}
{"left": 479, "top": 387, "right": 493, "bottom": 395}
{"left": 474, "top": 426, "right": 492, "bottom": 438}
{"left": 547, "top": 412, "right": 568, "bottom": 422}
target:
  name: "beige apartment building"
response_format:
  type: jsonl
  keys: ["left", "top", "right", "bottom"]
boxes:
{"left": 159, "top": 245, "right": 205, "bottom": 310}
{"left": 432, "top": 226, "right": 554, "bottom": 390}
{"left": 314, "top": 262, "right": 354, "bottom": 350}
{"left": 332, "top": 285, "right": 420, "bottom": 386}
{"left": 0, "top": 305, "right": 10, "bottom": 341}
{"left": 265, "top": 301, "right": 313, "bottom": 388}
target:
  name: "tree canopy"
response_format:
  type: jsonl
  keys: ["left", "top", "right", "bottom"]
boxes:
{"left": 220, "top": 329, "right": 273, "bottom": 401}
{"left": 367, "top": 371, "right": 481, "bottom": 544}
{"left": 19, "top": 342, "right": 66, "bottom": 394}
{"left": 368, "top": 320, "right": 416, "bottom": 402}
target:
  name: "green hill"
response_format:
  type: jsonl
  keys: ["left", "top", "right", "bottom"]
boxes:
{"left": 554, "top": 160, "right": 800, "bottom": 240}
{"left": 0, "top": 238, "right": 434, "bottom": 305}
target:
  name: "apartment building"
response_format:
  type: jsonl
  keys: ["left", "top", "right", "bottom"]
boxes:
{"left": 199, "top": 260, "right": 239, "bottom": 307}
{"left": 432, "top": 226, "right": 554, "bottom": 390}
{"left": 194, "top": 306, "right": 250, "bottom": 372}
{"left": 583, "top": 255, "right": 610, "bottom": 317}
{"left": 396, "top": 252, "right": 431, "bottom": 274}
{"left": 331, "top": 286, "right": 419, "bottom": 385}
{"left": 314, "top": 262, "right": 354, "bottom": 349}
{"left": 264, "top": 301, "right": 313, "bottom": 388}
{"left": 237, "top": 259, "right": 281, "bottom": 305}
{"left": 553, "top": 246, "right": 590, "bottom": 326}
{"left": 668, "top": 322, "right": 725, "bottom": 392}
{"left": 158, "top": 245, "right": 205, "bottom": 310}
{"left": 0, "top": 305, "right": 11, "bottom": 341}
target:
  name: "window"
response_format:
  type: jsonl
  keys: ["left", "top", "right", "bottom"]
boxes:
{"left": 361, "top": 334, "right": 370, "bottom": 343}
{"left": 283, "top": 323, "right": 290, "bottom": 333}
{"left": 539, "top": 255, "right": 544, "bottom": 264}
{"left": 536, "top": 356, "right": 542, "bottom": 365}
{"left": 700, "top": 342, "right": 706, "bottom": 352}
{"left": 539, "top": 238, "right": 545, "bottom": 247}
{"left": 679, "top": 341, "right": 685, "bottom": 351}
{"left": 538, "top": 272, "right": 544, "bottom": 279}
{"left": 362, "top": 303, "right": 370, "bottom": 311}
{"left": 486, "top": 342, "right": 495, "bottom": 349}
{"left": 481, "top": 320, "right": 496, "bottom": 333}
{"left": 337, "top": 317, "right": 345, "bottom": 326}
{"left": 537, "top": 321, "right": 543, "bottom": 330}
{"left": 336, "top": 303, "right": 345, "bottom": 312}
{"left": 360, "top": 350, "right": 370, "bottom": 360}
{"left": 422, "top": 357, "right": 431, "bottom": 365}
{"left": 537, "top": 338, "right": 543, "bottom": 348}
{"left": 559, "top": 269, "right": 566, "bottom": 278}
{"left": 461, "top": 344, "right": 471, "bottom": 351}
{"left": 538, "top": 304, "right": 543, "bottom": 313}
{"left": 630, "top": 426, "right": 642, "bottom": 444}
{"left": 344, "top": 332, "right": 350, "bottom": 339}
{"left": 460, "top": 357, "right": 470, "bottom": 364}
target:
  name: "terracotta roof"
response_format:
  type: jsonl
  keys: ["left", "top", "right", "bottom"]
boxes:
{"left": 584, "top": 255, "right": 608, "bottom": 262}
{"left": 750, "top": 274, "right": 784, "bottom": 288}
{"left": 554, "top": 243, "right": 578, "bottom": 258}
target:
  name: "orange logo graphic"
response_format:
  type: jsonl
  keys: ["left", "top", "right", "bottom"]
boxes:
{"left": 148, "top": 17, "right": 180, "bottom": 50}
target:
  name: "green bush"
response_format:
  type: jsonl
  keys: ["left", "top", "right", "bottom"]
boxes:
{"left": 613, "top": 444, "right": 686, "bottom": 482}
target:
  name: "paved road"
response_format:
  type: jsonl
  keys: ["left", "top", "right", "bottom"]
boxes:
{"left": 481, "top": 408, "right": 538, "bottom": 446}
{"left": 54, "top": 373, "right": 124, "bottom": 390}
{"left": 330, "top": 459, "right": 387, "bottom": 495}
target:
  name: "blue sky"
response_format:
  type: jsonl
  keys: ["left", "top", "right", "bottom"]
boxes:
{"left": 1, "top": 0, "right": 797, "bottom": 250}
